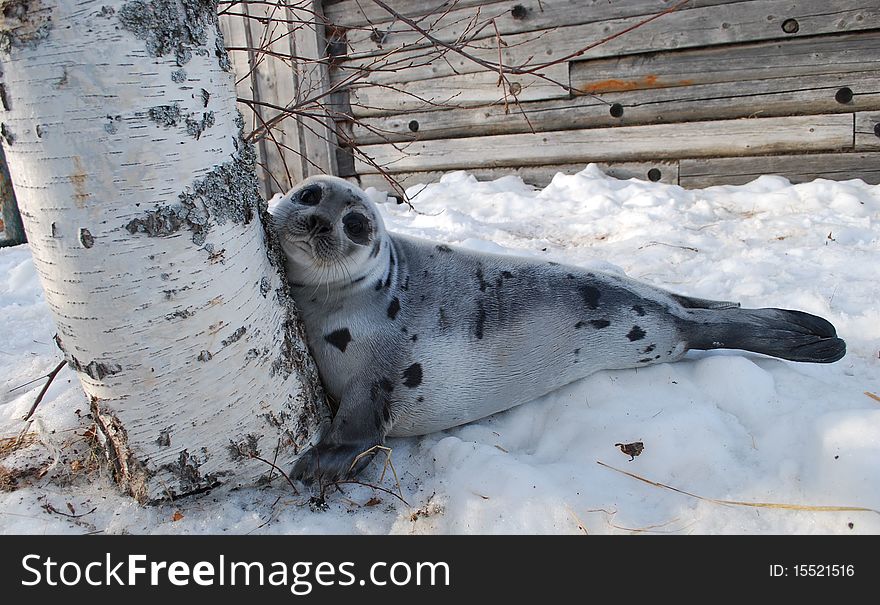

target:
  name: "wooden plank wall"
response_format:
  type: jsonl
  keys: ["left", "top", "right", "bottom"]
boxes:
{"left": 219, "top": 0, "right": 336, "bottom": 198}
{"left": 322, "top": 0, "right": 880, "bottom": 190}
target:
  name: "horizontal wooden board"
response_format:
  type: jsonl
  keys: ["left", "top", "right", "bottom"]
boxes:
{"left": 355, "top": 114, "right": 855, "bottom": 173}
{"left": 354, "top": 160, "right": 680, "bottom": 191}
{"left": 349, "top": 63, "right": 569, "bottom": 117}
{"left": 680, "top": 151, "right": 880, "bottom": 186}
{"left": 570, "top": 31, "right": 880, "bottom": 94}
{"left": 325, "top": 0, "right": 491, "bottom": 28}
{"left": 350, "top": 71, "right": 880, "bottom": 145}
{"left": 855, "top": 111, "right": 880, "bottom": 150}
{"left": 341, "top": 0, "right": 736, "bottom": 57}
{"left": 335, "top": 0, "right": 880, "bottom": 86}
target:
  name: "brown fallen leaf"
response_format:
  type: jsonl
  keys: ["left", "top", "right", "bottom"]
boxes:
{"left": 615, "top": 441, "right": 645, "bottom": 461}
{"left": 171, "top": 511, "right": 184, "bottom": 522}
{"left": 364, "top": 497, "right": 382, "bottom": 507}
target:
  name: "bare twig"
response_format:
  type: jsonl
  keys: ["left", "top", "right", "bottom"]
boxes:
{"left": 22, "top": 360, "right": 67, "bottom": 422}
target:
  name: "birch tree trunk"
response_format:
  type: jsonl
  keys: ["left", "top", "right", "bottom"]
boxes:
{"left": 0, "top": 0, "right": 329, "bottom": 503}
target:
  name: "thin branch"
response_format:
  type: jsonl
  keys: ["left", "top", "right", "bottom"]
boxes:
{"left": 22, "top": 360, "right": 67, "bottom": 422}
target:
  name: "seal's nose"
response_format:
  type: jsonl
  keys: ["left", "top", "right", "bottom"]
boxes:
{"left": 306, "top": 214, "right": 332, "bottom": 235}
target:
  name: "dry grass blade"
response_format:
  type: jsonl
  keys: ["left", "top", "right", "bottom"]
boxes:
{"left": 865, "top": 391, "right": 880, "bottom": 404}
{"left": 597, "top": 460, "right": 880, "bottom": 516}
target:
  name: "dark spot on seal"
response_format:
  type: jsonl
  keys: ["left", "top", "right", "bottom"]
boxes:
{"left": 401, "top": 326, "right": 408, "bottom": 334}
{"left": 417, "top": 396, "right": 424, "bottom": 403}
{"left": 639, "top": 358, "right": 652, "bottom": 363}
{"left": 476, "top": 267, "right": 488, "bottom": 292}
{"left": 501, "top": 271, "right": 514, "bottom": 279}
{"left": 590, "top": 319, "right": 611, "bottom": 329}
{"left": 575, "top": 321, "right": 585, "bottom": 329}
{"left": 574, "top": 348, "right": 580, "bottom": 355}
{"left": 387, "top": 297, "right": 401, "bottom": 320}
{"left": 581, "top": 285, "right": 601, "bottom": 309}
{"left": 644, "top": 344, "right": 656, "bottom": 353}
{"left": 548, "top": 261, "right": 560, "bottom": 266}
{"left": 381, "top": 401, "right": 392, "bottom": 423}
{"left": 475, "top": 302, "right": 486, "bottom": 339}
{"left": 375, "top": 280, "right": 383, "bottom": 291}
{"left": 436, "top": 244, "right": 452, "bottom": 253}
{"left": 402, "top": 363, "right": 423, "bottom": 388}
{"left": 411, "top": 334, "right": 418, "bottom": 342}
{"left": 402, "top": 276, "right": 410, "bottom": 291}
{"left": 325, "top": 328, "right": 352, "bottom": 352}
{"left": 373, "top": 377, "right": 394, "bottom": 395}
{"left": 627, "top": 326, "right": 646, "bottom": 341}
{"left": 632, "top": 305, "right": 646, "bottom": 316}
{"left": 567, "top": 273, "right": 575, "bottom": 279}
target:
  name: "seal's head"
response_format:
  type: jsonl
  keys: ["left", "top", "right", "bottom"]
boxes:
{"left": 269, "top": 175, "right": 386, "bottom": 286}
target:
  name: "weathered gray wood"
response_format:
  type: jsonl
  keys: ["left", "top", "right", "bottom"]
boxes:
{"left": 291, "top": 1, "right": 339, "bottom": 179}
{"left": 355, "top": 114, "right": 854, "bottom": 173}
{"left": 349, "top": 63, "right": 568, "bottom": 117}
{"left": 221, "top": 6, "right": 337, "bottom": 194}
{"left": 325, "top": 0, "right": 490, "bottom": 28}
{"left": 341, "top": 0, "right": 734, "bottom": 57}
{"left": 336, "top": 0, "right": 880, "bottom": 86}
{"left": 855, "top": 112, "right": 880, "bottom": 150}
{"left": 355, "top": 160, "right": 680, "bottom": 191}
{"left": 571, "top": 31, "right": 880, "bottom": 94}
{"left": 351, "top": 72, "right": 880, "bottom": 145}
{"left": 680, "top": 152, "right": 880, "bottom": 186}
{"left": 246, "top": 4, "right": 303, "bottom": 194}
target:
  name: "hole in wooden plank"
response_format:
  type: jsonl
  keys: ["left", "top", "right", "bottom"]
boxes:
{"left": 647, "top": 168, "right": 662, "bottom": 182}
{"left": 510, "top": 4, "right": 527, "bottom": 20}
{"left": 609, "top": 103, "right": 624, "bottom": 118}
{"left": 408, "top": 120, "right": 419, "bottom": 132}
{"left": 782, "top": 18, "right": 799, "bottom": 33}
{"left": 874, "top": 123, "right": 880, "bottom": 138}
{"left": 835, "top": 87, "right": 853, "bottom": 104}
{"left": 508, "top": 81, "right": 522, "bottom": 95}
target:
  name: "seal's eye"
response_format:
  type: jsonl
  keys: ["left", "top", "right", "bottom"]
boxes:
{"left": 298, "top": 185, "right": 321, "bottom": 206}
{"left": 342, "top": 212, "right": 371, "bottom": 244}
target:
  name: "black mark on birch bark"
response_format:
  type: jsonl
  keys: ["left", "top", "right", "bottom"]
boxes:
{"left": 118, "top": 0, "right": 221, "bottom": 67}
{"left": 125, "top": 143, "right": 261, "bottom": 247}
{"left": 79, "top": 228, "right": 94, "bottom": 248}
{"left": 0, "top": 0, "right": 53, "bottom": 54}
{"left": 69, "top": 356, "right": 122, "bottom": 380}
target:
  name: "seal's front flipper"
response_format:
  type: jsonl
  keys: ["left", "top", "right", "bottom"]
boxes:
{"left": 291, "top": 376, "right": 391, "bottom": 486}
{"left": 291, "top": 440, "right": 379, "bottom": 486}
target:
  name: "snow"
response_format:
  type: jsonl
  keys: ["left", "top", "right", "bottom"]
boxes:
{"left": 2, "top": 164, "right": 879, "bottom": 534}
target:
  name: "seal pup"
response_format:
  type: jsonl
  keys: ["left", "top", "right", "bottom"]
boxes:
{"left": 269, "top": 176, "right": 846, "bottom": 485}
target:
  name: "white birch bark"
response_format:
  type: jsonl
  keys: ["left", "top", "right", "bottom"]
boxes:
{"left": 0, "top": 0, "right": 329, "bottom": 502}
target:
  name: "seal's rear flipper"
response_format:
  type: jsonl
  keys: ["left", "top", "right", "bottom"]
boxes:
{"left": 683, "top": 307, "right": 846, "bottom": 363}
